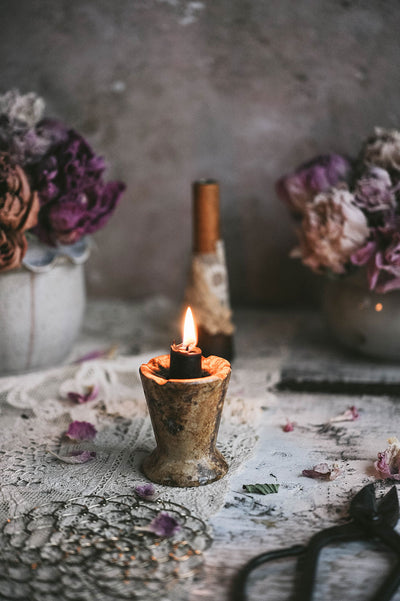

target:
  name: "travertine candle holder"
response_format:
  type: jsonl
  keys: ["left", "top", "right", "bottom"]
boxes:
{"left": 139, "top": 354, "right": 231, "bottom": 487}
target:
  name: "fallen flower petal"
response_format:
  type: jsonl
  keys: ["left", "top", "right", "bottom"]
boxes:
{"left": 65, "top": 421, "right": 97, "bottom": 441}
{"left": 74, "top": 345, "right": 118, "bottom": 364}
{"left": 302, "top": 462, "right": 341, "bottom": 481}
{"left": 374, "top": 437, "right": 400, "bottom": 480}
{"left": 147, "top": 512, "right": 180, "bottom": 537}
{"left": 47, "top": 449, "right": 96, "bottom": 464}
{"left": 283, "top": 419, "right": 294, "bottom": 432}
{"left": 67, "top": 385, "right": 99, "bottom": 404}
{"left": 134, "top": 483, "right": 158, "bottom": 501}
{"left": 330, "top": 405, "right": 359, "bottom": 423}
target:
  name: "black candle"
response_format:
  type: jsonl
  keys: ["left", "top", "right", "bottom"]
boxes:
{"left": 169, "top": 307, "right": 203, "bottom": 379}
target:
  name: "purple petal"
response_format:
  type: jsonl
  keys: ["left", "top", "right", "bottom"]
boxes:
{"left": 134, "top": 483, "right": 158, "bottom": 501}
{"left": 65, "top": 421, "right": 97, "bottom": 441}
{"left": 147, "top": 512, "right": 180, "bottom": 537}
{"left": 302, "top": 463, "right": 341, "bottom": 481}
{"left": 74, "top": 346, "right": 118, "bottom": 363}
{"left": 67, "top": 385, "right": 99, "bottom": 404}
{"left": 47, "top": 449, "right": 96, "bottom": 464}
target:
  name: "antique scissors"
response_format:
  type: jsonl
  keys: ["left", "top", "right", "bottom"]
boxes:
{"left": 234, "top": 483, "right": 400, "bottom": 601}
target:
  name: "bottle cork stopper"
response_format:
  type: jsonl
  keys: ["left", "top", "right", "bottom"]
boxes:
{"left": 192, "top": 180, "right": 220, "bottom": 253}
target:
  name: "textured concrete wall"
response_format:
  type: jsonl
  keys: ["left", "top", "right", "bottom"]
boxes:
{"left": 1, "top": 0, "right": 400, "bottom": 305}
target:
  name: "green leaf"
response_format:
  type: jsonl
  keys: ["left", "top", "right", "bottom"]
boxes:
{"left": 242, "top": 483, "right": 280, "bottom": 495}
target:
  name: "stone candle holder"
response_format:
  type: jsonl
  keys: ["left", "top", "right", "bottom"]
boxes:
{"left": 139, "top": 354, "right": 231, "bottom": 487}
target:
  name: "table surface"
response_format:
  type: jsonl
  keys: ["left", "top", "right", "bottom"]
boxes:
{"left": 1, "top": 298, "right": 400, "bottom": 601}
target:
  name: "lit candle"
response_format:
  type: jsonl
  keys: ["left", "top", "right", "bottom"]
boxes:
{"left": 169, "top": 307, "right": 202, "bottom": 379}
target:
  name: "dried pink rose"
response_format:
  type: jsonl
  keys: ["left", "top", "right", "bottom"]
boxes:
{"left": 47, "top": 449, "right": 96, "bottom": 464}
{"left": 134, "top": 483, "right": 158, "bottom": 501}
{"left": 353, "top": 167, "right": 396, "bottom": 214}
{"left": 67, "top": 385, "right": 99, "bottom": 404}
{"left": 330, "top": 406, "right": 359, "bottom": 423}
{"left": 302, "top": 463, "right": 341, "bottom": 481}
{"left": 283, "top": 420, "right": 294, "bottom": 432}
{"left": 65, "top": 421, "right": 97, "bottom": 441}
{"left": 292, "top": 188, "right": 369, "bottom": 274}
{"left": 374, "top": 437, "right": 400, "bottom": 480}
{"left": 147, "top": 512, "right": 180, "bottom": 537}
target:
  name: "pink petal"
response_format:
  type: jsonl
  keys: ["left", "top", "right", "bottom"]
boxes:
{"left": 330, "top": 406, "right": 359, "bottom": 423}
{"left": 302, "top": 463, "right": 341, "bottom": 481}
{"left": 65, "top": 421, "right": 97, "bottom": 441}
{"left": 283, "top": 420, "right": 294, "bottom": 432}
{"left": 67, "top": 385, "right": 99, "bottom": 404}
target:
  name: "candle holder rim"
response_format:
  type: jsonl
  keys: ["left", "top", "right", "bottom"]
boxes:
{"left": 140, "top": 353, "right": 231, "bottom": 385}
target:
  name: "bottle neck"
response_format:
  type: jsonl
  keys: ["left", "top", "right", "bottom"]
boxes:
{"left": 192, "top": 180, "right": 220, "bottom": 253}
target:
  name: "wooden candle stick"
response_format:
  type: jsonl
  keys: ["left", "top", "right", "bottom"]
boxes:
{"left": 139, "top": 354, "right": 231, "bottom": 487}
{"left": 185, "top": 180, "right": 234, "bottom": 361}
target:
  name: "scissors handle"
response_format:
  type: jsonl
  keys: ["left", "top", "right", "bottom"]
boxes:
{"left": 296, "top": 522, "right": 365, "bottom": 601}
{"left": 233, "top": 544, "right": 305, "bottom": 601}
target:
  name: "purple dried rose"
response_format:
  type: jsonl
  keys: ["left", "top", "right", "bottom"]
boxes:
{"left": 292, "top": 188, "right": 369, "bottom": 274}
{"left": 67, "top": 385, "right": 99, "bottom": 404}
{"left": 29, "top": 120, "right": 125, "bottom": 245}
{"left": 276, "top": 154, "right": 352, "bottom": 217}
{"left": 302, "top": 463, "right": 341, "bottom": 481}
{"left": 147, "top": 512, "right": 181, "bottom": 537}
{"left": 351, "top": 220, "right": 400, "bottom": 292}
{"left": 353, "top": 167, "right": 396, "bottom": 214}
{"left": 374, "top": 437, "right": 400, "bottom": 480}
{"left": 65, "top": 421, "right": 97, "bottom": 441}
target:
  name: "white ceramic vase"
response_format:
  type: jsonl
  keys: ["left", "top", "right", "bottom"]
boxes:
{"left": 0, "top": 238, "right": 90, "bottom": 375}
{"left": 322, "top": 271, "right": 400, "bottom": 360}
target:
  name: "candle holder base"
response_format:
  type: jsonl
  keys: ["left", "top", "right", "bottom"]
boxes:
{"left": 139, "top": 354, "right": 231, "bottom": 488}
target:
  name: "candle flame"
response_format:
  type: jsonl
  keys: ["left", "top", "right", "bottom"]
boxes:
{"left": 182, "top": 307, "right": 197, "bottom": 348}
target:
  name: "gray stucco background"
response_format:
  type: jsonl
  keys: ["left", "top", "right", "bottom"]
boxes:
{"left": 2, "top": 0, "right": 400, "bottom": 306}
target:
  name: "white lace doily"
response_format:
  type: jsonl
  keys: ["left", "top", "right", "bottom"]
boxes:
{"left": 0, "top": 298, "right": 265, "bottom": 523}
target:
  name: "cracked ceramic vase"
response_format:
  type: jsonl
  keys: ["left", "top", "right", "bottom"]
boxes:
{"left": 140, "top": 354, "right": 231, "bottom": 487}
{"left": 322, "top": 271, "right": 400, "bottom": 360}
{"left": 0, "top": 238, "right": 90, "bottom": 375}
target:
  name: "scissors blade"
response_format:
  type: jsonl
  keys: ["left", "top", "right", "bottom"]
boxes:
{"left": 349, "top": 483, "right": 378, "bottom": 521}
{"left": 377, "top": 486, "right": 399, "bottom": 527}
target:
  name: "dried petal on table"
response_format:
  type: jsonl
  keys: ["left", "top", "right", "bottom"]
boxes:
{"left": 329, "top": 405, "right": 359, "bottom": 423}
{"left": 47, "top": 449, "right": 97, "bottom": 464}
{"left": 67, "top": 385, "right": 99, "bottom": 404}
{"left": 302, "top": 462, "right": 341, "bottom": 481}
{"left": 147, "top": 512, "right": 181, "bottom": 537}
{"left": 65, "top": 421, "right": 97, "bottom": 441}
{"left": 134, "top": 483, "right": 158, "bottom": 501}
{"left": 283, "top": 419, "right": 294, "bottom": 432}
{"left": 374, "top": 437, "right": 400, "bottom": 480}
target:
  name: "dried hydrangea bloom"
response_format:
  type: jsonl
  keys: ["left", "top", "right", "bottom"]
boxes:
{"left": 0, "top": 90, "right": 51, "bottom": 165}
{"left": 374, "top": 437, "right": 400, "bottom": 480}
{"left": 354, "top": 167, "right": 396, "bottom": 214}
{"left": 361, "top": 127, "right": 400, "bottom": 176}
{"left": 276, "top": 154, "right": 352, "bottom": 218}
{"left": 292, "top": 188, "right": 369, "bottom": 274}
{"left": 351, "top": 220, "right": 400, "bottom": 293}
